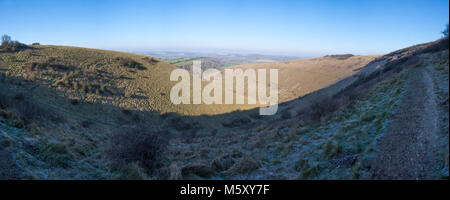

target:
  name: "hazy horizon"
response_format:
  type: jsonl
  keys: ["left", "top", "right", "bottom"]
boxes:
{"left": 1, "top": 0, "right": 449, "bottom": 57}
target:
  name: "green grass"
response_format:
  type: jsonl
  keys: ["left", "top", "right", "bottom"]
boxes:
{"left": 168, "top": 57, "right": 198, "bottom": 64}
{"left": 296, "top": 70, "right": 409, "bottom": 179}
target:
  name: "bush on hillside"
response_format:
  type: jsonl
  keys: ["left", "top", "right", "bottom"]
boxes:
{"left": 0, "top": 34, "right": 27, "bottom": 52}
{"left": 222, "top": 117, "right": 251, "bottom": 128}
{"left": 109, "top": 126, "right": 168, "bottom": 174}
{"left": 305, "top": 95, "right": 342, "bottom": 122}
{"left": 0, "top": 90, "right": 63, "bottom": 126}
{"left": 142, "top": 57, "right": 159, "bottom": 65}
{"left": 115, "top": 57, "right": 146, "bottom": 70}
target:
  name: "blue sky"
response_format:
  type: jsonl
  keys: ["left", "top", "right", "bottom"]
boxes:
{"left": 1, "top": 0, "right": 448, "bottom": 56}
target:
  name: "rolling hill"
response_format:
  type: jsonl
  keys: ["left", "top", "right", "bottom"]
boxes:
{"left": 229, "top": 54, "right": 379, "bottom": 103}
{"left": 0, "top": 38, "right": 448, "bottom": 180}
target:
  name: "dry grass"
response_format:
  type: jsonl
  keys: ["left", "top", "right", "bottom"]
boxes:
{"left": 1, "top": 38, "right": 446, "bottom": 180}
{"left": 229, "top": 55, "right": 378, "bottom": 103}
{"left": 108, "top": 125, "right": 168, "bottom": 175}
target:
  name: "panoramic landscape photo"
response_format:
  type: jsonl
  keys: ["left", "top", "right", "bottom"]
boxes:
{"left": 0, "top": 0, "right": 449, "bottom": 180}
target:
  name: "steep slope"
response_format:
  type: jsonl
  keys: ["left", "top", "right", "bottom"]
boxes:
{"left": 1, "top": 39, "right": 447, "bottom": 180}
{"left": 164, "top": 38, "right": 449, "bottom": 180}
{"left": 0, "top": 119, "right": 21, "bottom": 179}
{"left": 0, "top": 45, "right": 212, "bottom": 117}
{"left": 229, "top": 55, "right": 378, "bottom": 103}
{"left": 0, "top": 45, "right": 382, "bottom": 127}
{"left": 370, "top": 67, "right": 439, "bottom": 180}
{"left": 370, "top": 42, "right": 449, "bottom": 179}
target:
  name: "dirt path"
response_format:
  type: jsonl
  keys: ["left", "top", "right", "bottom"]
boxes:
{"left": 370, "top": 67, "right": 440, "bottom": 180}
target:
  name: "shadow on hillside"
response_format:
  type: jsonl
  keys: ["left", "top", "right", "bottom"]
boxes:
{"left": 1, "top": 38, "right": 447, "bottom": 137}
{"left": 1, "top": 38, "right": 447, "bottom": 180}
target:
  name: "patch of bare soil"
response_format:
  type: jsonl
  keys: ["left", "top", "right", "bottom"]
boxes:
{"left": 370, "top": 67, "right": 440, "bottom": 180}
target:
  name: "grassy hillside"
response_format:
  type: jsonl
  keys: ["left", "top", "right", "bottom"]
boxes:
{"left": 163, "top": 39, "right": 449, "bottom": 180}
{"left": 0, "top": 45, "right": 382, "bottom": 124}
{"left": 229, "top": 54, "right": 378, "bottom": 103}
{"left": 0, "top": 38, "right": 447, "bottom": 179}
{"left": 0, "top": 45, "right": 296, "bottom": 118}
{"left": 0, "top": 45, "right": 193, "bottom": 116}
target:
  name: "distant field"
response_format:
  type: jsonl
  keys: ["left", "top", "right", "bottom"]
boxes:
{"left": 142, "top": 51, "right": 300, "bottom": 69}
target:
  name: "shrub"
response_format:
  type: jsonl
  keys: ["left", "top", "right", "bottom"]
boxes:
{"left": 168, "top": 162, "right": 183, "bottom": 180}
{"left": 124, "top": 90, "right": 132, "bottom": 98}
{"left": 306, "top": 95, "right": 342, "bottom": 122}
{"left": 0, "top": 90, "right": 62, "bottom": 125}
{"left": 281, "top": 110, "right": 292, "bottom": 119}
{"left": 128, "top": 60, "right": 137, "bottom": 68}
{"left": 70, "top": 99, "right": 79, "bottom": 105}
{"left": 345, "top": 89, "right": 361, "bottom": 103}
{"left": 0, "top": 35, "right": 27, "bottom": 52}
{"left": 115, "top": 57, "right": 144, "bottom": 69}
{"left": 222, "top": 117, "right": 251, "bottom": 128}
{"left": 109, "top": 126, "right": 168, "bottom": 174}
{"left": 422, "top": 37, "right": 449, "bottom": 53}
{"left": 171, "top": 117, "right": 201, "bottom": 131}
{"left": 228, "top": 156, "right": 261, "bottom": 175}
{"left": 121, "top": 108, "right": 132, "bottom": 115}
{"left": 295, "top": 157, "right": 319, "bottom": 179}
{"left": 142, "top": 57, "right": 159, "bottom": 65}
{"left": 40, "top": 142, "right": 72, "bottom": 168}
{"left": 14, "top": 98, "right": 58, "bottom": 125}
{"left": 323, "top": 140, "right": 341, "bottom": 158}
{"left": 182, "top": 162, "right": 214, "bottom": 178}
{"left": 14, "top": 94, "right": 25, "bottom": 101}
{"left": 0, "top": 72, "right": 6, "bottom": 83}
{"left": 80, "top": 120, "right": 92, "bottom": 128}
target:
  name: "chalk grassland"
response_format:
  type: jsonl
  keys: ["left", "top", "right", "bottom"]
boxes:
{"left": 164, "top": 39, "right": 449, "bottom": 180}
{"left": 229, "top": 55, "right": 379, "bottom": 103}
{"left": 0, "top": 45, "right": 381, "bottom": 179}
{"left": 0, "top": 46, "right": 278, "bottom": 118}
{"left": 0, "top": 45, "right": 380, "bottom": 119}
{"left": 1, "top": 38, "right": 446, "bottom": 179}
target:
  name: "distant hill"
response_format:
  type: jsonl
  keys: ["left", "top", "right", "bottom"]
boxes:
{"left": 229, "top": 54, "right": 379, "bottom": 103}
{"left": 139, "top": 51, "right": 301, "bottom": 69}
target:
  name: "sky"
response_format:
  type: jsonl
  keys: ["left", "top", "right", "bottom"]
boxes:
{"left": 1, "top": 0, "right": 448, "bottom": 56}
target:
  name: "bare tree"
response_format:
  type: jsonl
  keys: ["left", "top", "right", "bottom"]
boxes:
{"left": 1, "top": 34, "right": 11, "bottom": 46}
{"left": 442, "top": 23, "right": 449, "bottom": 38}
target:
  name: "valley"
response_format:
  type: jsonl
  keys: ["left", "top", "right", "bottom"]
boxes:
{"left": 0, "top": 37, "right": 448, "bottom": 180}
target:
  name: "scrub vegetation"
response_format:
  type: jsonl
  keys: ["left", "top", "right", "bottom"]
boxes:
{"left": 0, "top": 34, "right": 448, "bottom": 179}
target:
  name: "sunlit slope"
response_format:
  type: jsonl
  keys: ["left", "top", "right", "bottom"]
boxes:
{"left": 1, "top": 46, "right": 379, "bottom": 118}
{"left": 0, "top": 45, "right": 218, "bottom": 117}
{"left": 229, "top": 55, "right": 379, "bottom": 103}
